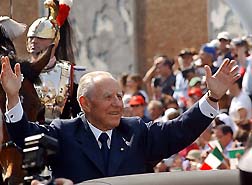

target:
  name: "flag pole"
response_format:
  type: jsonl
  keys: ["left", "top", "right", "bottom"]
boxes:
{"left": 9, "top": 0, "right": 13, "bottom": 18}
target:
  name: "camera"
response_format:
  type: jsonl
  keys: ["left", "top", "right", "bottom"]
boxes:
{"left": 22, "top": 133, "right": 59, "bottom": 184}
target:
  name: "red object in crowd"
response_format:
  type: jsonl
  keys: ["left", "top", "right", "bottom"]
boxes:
{"left": 188, "top": 87, "right": 203, "bottom": 98}
{"left": 179, "top": 142, "right": 200, "bottom": 158}
{"left": 239, "top": 67, "right": 246, "bottom": 77}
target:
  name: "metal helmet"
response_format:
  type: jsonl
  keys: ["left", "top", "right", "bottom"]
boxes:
{"left": 27, "top": 17, "right": 57, "bottom": 39}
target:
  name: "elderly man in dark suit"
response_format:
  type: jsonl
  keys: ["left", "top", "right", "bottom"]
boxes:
{"left": 0, "top": 56, "right": 240, "bottom": 184}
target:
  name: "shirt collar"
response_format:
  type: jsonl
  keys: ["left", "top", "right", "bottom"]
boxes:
{"left": 86, "top": 119, "right": 113, "bottom": 143}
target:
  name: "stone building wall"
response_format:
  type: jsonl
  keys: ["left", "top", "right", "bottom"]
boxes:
{"left": 0, "top": 0, "right": 247, "bottom": 78}
{"left": 69, "top": 0, "right": 135, "bottom": 77}
{"left": 69, "top": 0, "right": 209, "bottom": 77}
{"left": 208, "top": 0, "right": 245, "bottom": 40}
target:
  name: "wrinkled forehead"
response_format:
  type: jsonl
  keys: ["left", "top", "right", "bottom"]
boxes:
{"left": 94, "top": 76, "right": 121, "bottom": 91}
{"left": 80, "top": 71, "right": 122, "bottom": 94}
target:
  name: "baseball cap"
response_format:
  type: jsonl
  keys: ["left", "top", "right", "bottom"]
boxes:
{"left": 189, "top": 77, "right": 201, "bottom": 87}
{"left": 209, "top": 39, "right": 220, "bottom": 48}
{"left": 186, "top": 149, "right": 202, "bottom": 161}
{"left": 188, "top": 87, "right": 202, "bottom": 98}
{"left": 201, "top": 44, "right": 216, "bottom": 59}
{"left": 231, "top": 37, "right": 247, "bottom": 47}
{"left": 128, "top": 95, "right": 145, "bottom": 106}
{"left": 217, "top": 31, "right": 231, "bottom": 41}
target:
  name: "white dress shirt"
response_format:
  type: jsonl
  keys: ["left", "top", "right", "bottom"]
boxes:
{"left": 86, "top": 119, "right": 112, "bottom": 149}
{"left": 5, "top": 95, "right": 218, "bottom": 129}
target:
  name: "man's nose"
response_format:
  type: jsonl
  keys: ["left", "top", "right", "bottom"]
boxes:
{"left": 30, "top": 37, "right": 37, "bottom": 43}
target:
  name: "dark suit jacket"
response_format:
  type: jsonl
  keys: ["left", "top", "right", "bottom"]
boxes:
{"left": 6, "top": 102, "right": 213, "bottom": 183}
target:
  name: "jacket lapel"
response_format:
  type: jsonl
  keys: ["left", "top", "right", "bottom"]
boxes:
{"left": 107, "top": 128, "right": 132, "bottom": 176}
{"left": 75, "top": 118, "right": 105, "bottom": 175}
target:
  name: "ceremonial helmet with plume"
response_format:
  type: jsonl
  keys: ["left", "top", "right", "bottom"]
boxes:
{"left": 27, "top": 0, "right": 73, "bottom": 39}
{"left": 27, "top": 0, "right": 75, "bottom": 63}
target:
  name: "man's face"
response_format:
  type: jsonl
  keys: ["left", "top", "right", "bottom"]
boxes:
{"left": 214, "top": 128, "right": 231, "bottom": 148}
{"left": 126, "top": 78, "right": 138, "bottom": 92}
{"left": 156, "top": 62, "right": 171, "bottom": 77}
{"left": 147, "top": 104, "right": 163, "bottom": 120}
{"left": 219, "top": 39, "right": 230, "bottom": 51}
{"left": 130, "top": 104, "right": 145, "bottom": 118}
{"left": 155, "top": 57, "right": 171, "bottom": 77}
{"left": 181, "top": 54, "right": 193, "bottom": 69}
{"left": 84, "top": 77, "right": 123, "bottom": 131}
{"left": 27, "top": 37, "right": 53, "bottom": 59}
{"left": 234, "top": 45, "right": 246, "bottom": 56}
{"left": 199, "top": 51, "right": 212, "bottom": 65}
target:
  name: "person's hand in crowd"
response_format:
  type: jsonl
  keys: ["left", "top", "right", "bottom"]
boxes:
{"left": 204, "top": 58, "right": 240, "bottom": 100}
{"left": 153, "top": 56, "right": 164, "bottom": 68}
{"left": 31, "top": 178, "right": 73, "bottom": 185}
{"left": 154, "top": 160, "right": 169, "bottom": 172}
{"left": 218, "top": 156, "right": 230, "bottom": 170}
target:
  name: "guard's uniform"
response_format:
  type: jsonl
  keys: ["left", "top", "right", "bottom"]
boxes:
{"left": 35, "top": 59, "right": 73, "bottom": 121}
{"left": 26, "top": 1, "right": 86, "bottom": 123}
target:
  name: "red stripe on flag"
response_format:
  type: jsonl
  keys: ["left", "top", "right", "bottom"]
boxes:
{"left": 200, "top": 162, "right": 212, "bottom": 170}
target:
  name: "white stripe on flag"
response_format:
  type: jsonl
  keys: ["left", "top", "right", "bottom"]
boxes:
{"left": 204, "top": 152, "right": 222, "bottom": 169}
{"left": 208, "top": 140, "right": 223, "bottom": 152}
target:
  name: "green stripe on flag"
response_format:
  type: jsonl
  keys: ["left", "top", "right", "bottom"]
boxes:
{"left": 228, "top": 148, "right": 245, "bottom": 158}
{"left": 204, "top": 152, "right": 222, "bottom": 169}
{"left": 212, "top": 147, "right": 224, "bottom": 161}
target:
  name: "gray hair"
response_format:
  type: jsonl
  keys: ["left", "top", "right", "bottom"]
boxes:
{"left": 147, "top": 100, "right": 163, "bottom": 110}
{"left": 77, "top": 71, "right": 114, "bottom": 101}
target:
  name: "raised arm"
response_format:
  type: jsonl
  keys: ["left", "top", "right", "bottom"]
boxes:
{"left": 204, "top": 59, "right": 240, "bottom": 107}
{"left": 0, "top": 56, "right": 22, "bottom": 110}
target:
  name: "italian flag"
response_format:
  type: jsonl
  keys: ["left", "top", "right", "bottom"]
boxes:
{"left": 228, "top": 147, "right": 245, "bottom": 169}
{"left": 200, "top": 147, "right": 224, "bottom": 170}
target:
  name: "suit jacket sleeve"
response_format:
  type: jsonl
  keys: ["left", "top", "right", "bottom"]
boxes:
{"left": 5, "top": 114, "right": 60, "bottom": 148}
{"left": 145, "top": 102, "right": 213, "bottom": 162}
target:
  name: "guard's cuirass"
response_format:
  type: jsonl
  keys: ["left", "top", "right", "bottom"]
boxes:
{"left": 34, "top": 60, "right": 72, "bottom": 120}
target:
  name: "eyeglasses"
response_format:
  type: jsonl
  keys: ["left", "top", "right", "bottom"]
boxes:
{"left": 219, "top": 38, "right": 228, "bottom": 42}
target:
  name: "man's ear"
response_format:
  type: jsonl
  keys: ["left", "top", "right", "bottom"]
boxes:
{"left": 79, "top": 96, "right": 91, "bottom": 113}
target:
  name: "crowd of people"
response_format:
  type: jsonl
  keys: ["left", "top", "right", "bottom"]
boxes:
{"left": 1, "top": 54, "right": 240, "bottom": 184}
{"left": 119, "top": 31, "right": 252, "bottom": 173}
